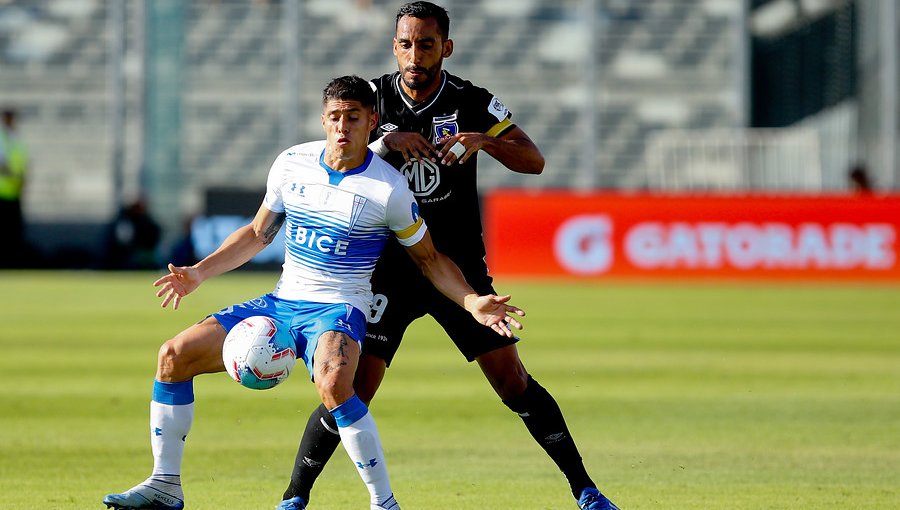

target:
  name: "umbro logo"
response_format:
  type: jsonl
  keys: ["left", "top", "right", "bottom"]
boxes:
{"left": 544, "top": 432, "right": 566, "bottom": 444}
{"left": 380, "top": 123, "right": 398, "bottom": 132}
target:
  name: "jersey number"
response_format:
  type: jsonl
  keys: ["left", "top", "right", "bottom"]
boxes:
{"left": 368, "top": 293, "right": 388, "bottom": 323}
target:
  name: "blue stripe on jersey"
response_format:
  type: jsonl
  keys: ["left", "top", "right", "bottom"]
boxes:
{"left": 319, "top": 149, "right": 374, "bottom": 186}
{"left": 329, "top": 394, "right": 369, "bottom": 427}
{"left": 284, "top": 204, "right": 390, "bottom": 274}
{"left": 285, "top": 235, "right": 389, "bottom": 274}
{"left": 152, "top": 380, "right": 194, "bottom": 405}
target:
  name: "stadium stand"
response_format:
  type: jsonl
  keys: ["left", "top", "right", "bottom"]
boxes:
{"left": 0, "top": 0, "right": 747, "bottom": 226}
{"left": 5, "top": 0, "right": 866, "bottom": 242}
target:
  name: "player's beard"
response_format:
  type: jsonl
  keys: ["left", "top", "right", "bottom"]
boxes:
{"left": 401, "top": 63, "right": 441, "bottom": 90}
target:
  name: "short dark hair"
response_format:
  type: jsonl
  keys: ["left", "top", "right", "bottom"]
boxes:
{"left": 322, "top": 75, "right": 376, "bottom": 108}
{"left": 396, "top": 1, "right": 450, "bottom": 39}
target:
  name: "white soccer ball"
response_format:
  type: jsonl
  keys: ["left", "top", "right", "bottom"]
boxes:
{"left": 222, "top": 316, "right": 296, "bottom": 390}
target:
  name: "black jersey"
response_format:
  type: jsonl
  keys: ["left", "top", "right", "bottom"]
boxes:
{"left": 370, "top": 71, "right": 516, "bottom": 281}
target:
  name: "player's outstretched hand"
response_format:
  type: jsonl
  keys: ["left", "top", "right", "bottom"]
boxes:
{"left": 153, "top": 263, "right": 203, "bottom": 310}
{"left": 467, "top": 294, "right": 525, "bottom": 337}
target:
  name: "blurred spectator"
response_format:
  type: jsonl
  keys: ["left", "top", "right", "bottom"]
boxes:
{"left": 0, "top": 108, "right": 30, "bottom": 268}
{"left": 104, "top": 198, "right": 162, "bottom": 269}
{"left": 848, "top": 162, "right": 873, "bottom": 195}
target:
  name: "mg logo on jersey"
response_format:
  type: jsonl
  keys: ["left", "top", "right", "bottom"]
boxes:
{"left": 401, "top": 158, "right": 440, "bottom": 197}
{"left": 431, "top": 113, "right": 458, "bottom": 143}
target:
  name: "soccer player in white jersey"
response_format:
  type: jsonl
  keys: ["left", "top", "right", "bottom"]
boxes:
{"left": 103, "top": 75, "right": 525, "bottom": 510}
{"left": 281, "top": 4, "right": 618, "bottom": 510}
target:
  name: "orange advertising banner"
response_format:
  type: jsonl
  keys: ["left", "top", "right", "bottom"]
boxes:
{"left": 484, "top": 191, "right": 900, "bottom": 280}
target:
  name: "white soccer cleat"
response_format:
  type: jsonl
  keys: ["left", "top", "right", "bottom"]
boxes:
{"left": 372, "top": 493, "right": 400, "bottom": 510}
{"left": 103, "top": 475, "right": 184, "bottom": 510}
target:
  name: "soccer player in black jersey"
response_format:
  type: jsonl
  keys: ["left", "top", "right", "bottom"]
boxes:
{"left": 277, "top": 3, "right": 619, "bottom": 510}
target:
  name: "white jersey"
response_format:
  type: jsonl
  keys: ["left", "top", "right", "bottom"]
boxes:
{"left": 263, "top": 140, "right": 427, "bottom": 314}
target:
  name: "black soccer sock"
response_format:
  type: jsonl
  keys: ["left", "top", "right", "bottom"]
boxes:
{"left": 282, "top": 403, "right": 342, "bottom": 502}
{"left": 503, "top": 375, "right": 596, "bottom": 499}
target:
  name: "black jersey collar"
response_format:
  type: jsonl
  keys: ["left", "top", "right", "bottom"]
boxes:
{"left": 394, "top": 70, "right": 447, "bottom": 115}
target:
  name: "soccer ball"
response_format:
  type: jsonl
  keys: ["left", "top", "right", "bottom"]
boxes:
{"left": 222, "top": 316, "right": 296, "bottom": 390}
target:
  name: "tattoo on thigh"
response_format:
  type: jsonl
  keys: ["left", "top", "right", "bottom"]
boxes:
{"left": 339, "top": 337, "right": 351, "bottom": 366}
{"left": 317, "top": 334, "right": 351, "bottom": 377}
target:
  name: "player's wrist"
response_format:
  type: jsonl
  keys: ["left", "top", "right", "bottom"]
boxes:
{"left": 369, "top": 136, "right": 390, "bottom": 157}
{"left": 462, "top": 293, "right": 480, "bottom": 313}
{"left": 189, "top": 262, "right": 211, "bottom": 283}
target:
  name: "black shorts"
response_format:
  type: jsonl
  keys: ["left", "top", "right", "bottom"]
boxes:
{"left": 362, "top": 261, "right": 518, "bottom": 366}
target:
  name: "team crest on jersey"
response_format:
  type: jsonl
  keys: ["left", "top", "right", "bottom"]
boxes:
{"left": 348, "top": 195, "right": 367, "bottom": 232}
{"left": 431, "top": 113, "right": 458, "bottom": 143}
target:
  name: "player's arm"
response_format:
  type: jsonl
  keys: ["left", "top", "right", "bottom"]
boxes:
{"left": 153, "top": 204, "right": 285, "bottom": 309}
{"left": 371, "top": 131, "right": 438, "bottom": 164}
{"left": 371, "top": 123, "right": 543, "bottom": 174}
{"left": 403, "top": 230, "right": 525, "bottom": 337}
{"left": 437, "top": 125, "right": 544, "bottom": 173}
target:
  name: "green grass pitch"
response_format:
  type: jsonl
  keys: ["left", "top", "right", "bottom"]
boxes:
{"left": 0, "top": 271, "right": 898, "bottom": 509}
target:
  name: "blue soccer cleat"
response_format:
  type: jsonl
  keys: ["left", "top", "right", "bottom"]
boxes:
{"left": 578, "top": 487, "right": 620, "bottom": 510}
{"left": 103, "top": 476, "right": 184, "bottom": 510}
{"left": 276, "top": 496, "right": 307, "bottom": 510}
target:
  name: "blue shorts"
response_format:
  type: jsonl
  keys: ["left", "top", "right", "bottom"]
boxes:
{"left": 211, "top": 293, "right": 368, "bottom": 380}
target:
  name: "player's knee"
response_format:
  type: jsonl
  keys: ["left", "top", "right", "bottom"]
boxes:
{"left": 156, "top": 339, "right": 187, "bottom": 381}
{"left": 314, "top": 375, "right": 337, "bottom": 396}
{"left": 482, "top": 356, "right": 529, "bottom": 400}
{"left": 495, "top": 369, "right": 529, "bottom": 401}
{"left": 501, "top": 374, "right": 541, "bottom": 413}
{"left": 314, "top": 373, "right": 354, "bottom": 407}
{"left": 478, "top": 345, "right": 529, "bottom": 399}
